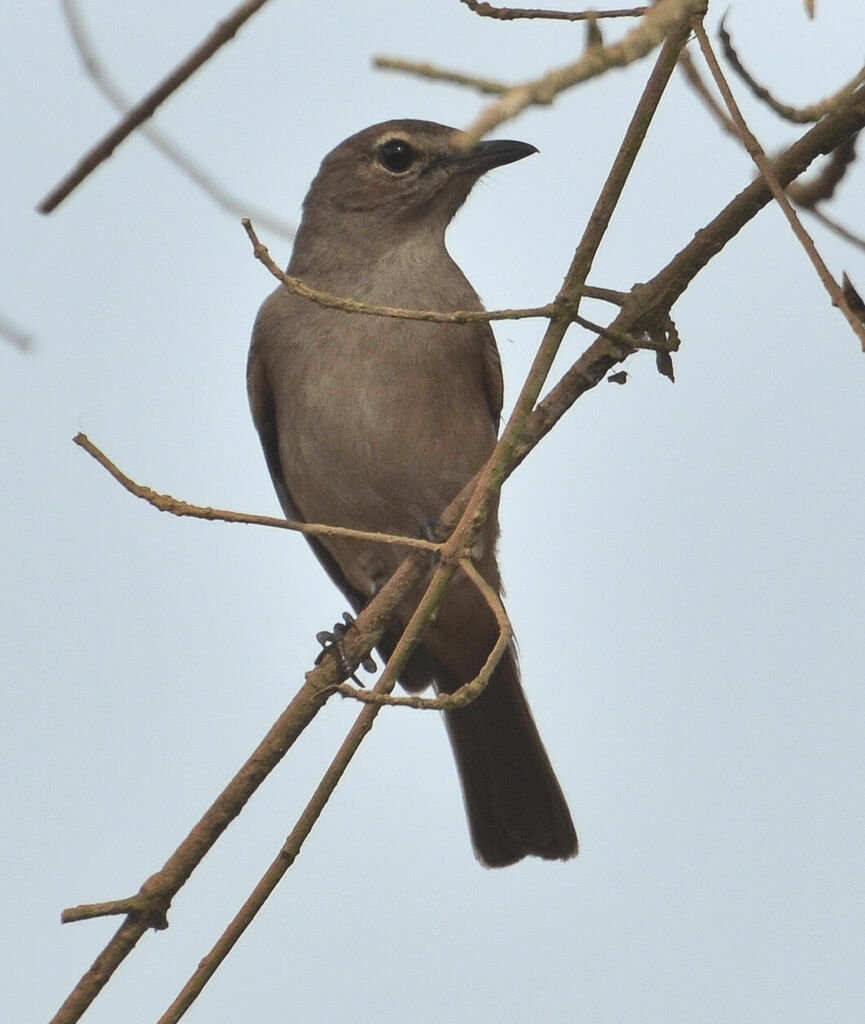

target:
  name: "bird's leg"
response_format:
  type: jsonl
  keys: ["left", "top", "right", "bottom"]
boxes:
{"left": 315, "top": 611, "right": 376, "bottom": 685}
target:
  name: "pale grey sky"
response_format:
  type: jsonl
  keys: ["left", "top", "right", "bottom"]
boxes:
{"left": 3, "top": 2, "right": 864, "bottom": 1022}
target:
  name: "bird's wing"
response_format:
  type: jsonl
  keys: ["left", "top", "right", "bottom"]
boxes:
{"left": 246, "top": 345, "right": 365, "bottom": 612}
{"left": 478, "top": 323, "right": 504, "bottom": 430}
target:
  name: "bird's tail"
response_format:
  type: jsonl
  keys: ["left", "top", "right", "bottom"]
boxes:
{"left": 439, "top": 644, "right": 578, "bottom": 868}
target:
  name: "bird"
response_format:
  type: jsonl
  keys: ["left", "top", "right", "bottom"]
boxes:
{"left": 247, "top": 119, "right": 577, "bottom": 867}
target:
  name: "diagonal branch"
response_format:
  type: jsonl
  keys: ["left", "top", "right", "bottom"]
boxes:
{"left": 459, "top": 0, "right": 707, "bottom": 144}
{"left": 519, "top": 82, "right": 865, "bottom": 460}
{"left": 60, "top": 0, "right": 294, "bottom": 238}
{"left": 719, "top": 16, "right": 865, "bottom": 124}
{"left": 694, "top": 23, "right": 865, "bottom": 351}
{"left": 73, "top": 433, "right": 439, "bottom": 553}
{"left": 38, "top": 0, "right": 273, "bottom": 214}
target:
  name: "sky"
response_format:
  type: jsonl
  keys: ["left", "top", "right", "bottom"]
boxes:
{"left": 3, "top": 2, "right": 864, "bottom": 1022}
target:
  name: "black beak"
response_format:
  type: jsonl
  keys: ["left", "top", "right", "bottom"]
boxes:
{"left": 448, "top": 138, "right": 538, "bottom": 175}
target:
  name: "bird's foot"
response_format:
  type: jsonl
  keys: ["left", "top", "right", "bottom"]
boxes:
{"left": 315, "top": 612, "right": 376, "bottom": 685}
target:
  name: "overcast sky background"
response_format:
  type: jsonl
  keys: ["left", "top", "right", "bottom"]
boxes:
{"left": 3, "top": 2, "right": 864, "bottom": 1022}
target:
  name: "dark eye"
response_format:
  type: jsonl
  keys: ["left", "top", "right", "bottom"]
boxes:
{"left": 376, "top": 138, "right": 418, "bottom": 174}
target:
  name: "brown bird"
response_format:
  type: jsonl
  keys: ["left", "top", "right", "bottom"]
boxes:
{"left": 248, "top": 120, "right": 577, "bottom": 866}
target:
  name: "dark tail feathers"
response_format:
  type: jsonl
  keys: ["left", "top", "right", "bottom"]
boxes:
{"left": 440, "top": 646, "right": 578, "bottom": 868}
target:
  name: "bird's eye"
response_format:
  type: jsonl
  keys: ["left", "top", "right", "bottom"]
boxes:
{"left": 376, "top": 139, "right": 418, "bottom": 174}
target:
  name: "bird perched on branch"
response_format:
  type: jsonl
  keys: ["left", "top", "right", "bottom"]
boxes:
{"left": 248, "top": 120, "right": 577, "bottom": 866}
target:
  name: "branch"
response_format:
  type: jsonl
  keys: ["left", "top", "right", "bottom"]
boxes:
{"left": 518, "top": 82, "right": 865, "bottom": 461}
{"left": 50, "top": 13, "right": 865, "bottom": 1021}
{"left": 72, "top": 433, "right": 438, "bottom": 553}
{"left": 373, "top": 56, "right": 510, "bottom": 95}
{"left": 695, "top": 23, "right": 865, "bottom": 350}
{"left": 154, "top": 551, "right": 466, "bottom": 1024}
{"left": 59, "top": 0, "right": 294, "bottom": 238}
{"left": 38, "top": 0, "right": 273, "bottom": 214}
{"left": 459, "top": 0, "right": 707, "bottom": 144}
{"left": 719, "top": 16, "right": 865, "bottom": 124}
{"left": 459, "top": 0, "right": 649, "bottom": 20}
{"left": 243, "top": 218, "right": 615, "bottom": 319}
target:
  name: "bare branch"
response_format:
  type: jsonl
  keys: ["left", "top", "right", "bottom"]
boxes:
{"left": 244, "top": 218, "right": 563, "bottom": 320}
{"left": 73, "top": 433, "right": 439, "bottom": 553}
{"left": 59, "top": 0, "right": 294, "bottom": 238}
{"left": 519, "top": 84, "right": 865, "bottom": 461}
{"left": 677, "top": 48, "right": 738, "bottom": 137}
{"left": 695, "top": 23, "right": 865, "bottom": 350}
{"left": 373, "top": 56, "right": 510, "bottom": 94}
{"left": 803, "top": 206, "right": 865, "bottom": 252}
{"left": 459, "top": 0, "right": 707, "bottom": 144}
{"left": 38, "top": 0, "right": 274, "bottom": 214}
{"left": 719, "top": 16, "right": 865, "bottom": 124}
{"left": 459, "top": 0, "right": 648, "bottom": 21}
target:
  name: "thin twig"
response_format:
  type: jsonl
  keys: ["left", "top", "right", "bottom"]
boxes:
{"left": 694, "top": 23, "right": 865, "bottom": 350}
{"left": 156, "top": 552, "right": 464, "bottom": 1024}
{"left": 38, "top": 0, "right": 273, "bottom": 214}
{"left": 335, "top": 558, "right": 513, "bottom": 709}
{"left": 719, "top": 16, "right": 865, "bottom": 124}
{"left": 73, "top": 433, "right": 439, "bottom": 553}
{"left": 60, "top": 0, "right": 294, "bottom": 238}
{"left": 460, "top": 0, "right": 648, "bottom": 20}
{"left": 787, "top": 135, "right": 858, "bottom": 207}
{"left": 803, "top": 206, "right": 865, "bottom": 252}
{"left": 677, "top": 48, "right": 738, "bottom": 137}
{"left": 243, "top": 218, "right": 614, "bottom": 320}
{"left": 519, "top": 84, "right": 865, "bottom": 464}
{"left": 243, "top": 218, "right": 556, "bottom": 321}
{"left": 373, "top": 56, "right": 509, "bottom": 95}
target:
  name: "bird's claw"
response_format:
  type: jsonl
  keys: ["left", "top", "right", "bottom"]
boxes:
{"left": 315, "top": 612, "right": 376, "bottom": 684}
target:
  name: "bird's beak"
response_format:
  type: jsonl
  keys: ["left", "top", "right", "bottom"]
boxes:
{"left": 448, "top": 138, "right": 538, "bottom": 174}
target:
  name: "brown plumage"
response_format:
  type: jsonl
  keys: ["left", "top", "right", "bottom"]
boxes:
{"left": 248, "top": 120, "right": 577, "bottom": 866}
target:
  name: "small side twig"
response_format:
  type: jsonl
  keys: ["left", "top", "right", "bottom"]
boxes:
{"left": 677, "top": 48, "right": 738, "bottom": 137}
{"left": 243, "top": 218, "right": 617, "bottom": 321}
{"left": 73, "top": 433, "right": 439, "bottom": 553}
{"left": 373, "top": 56, "right": 509, "bottom": 95}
